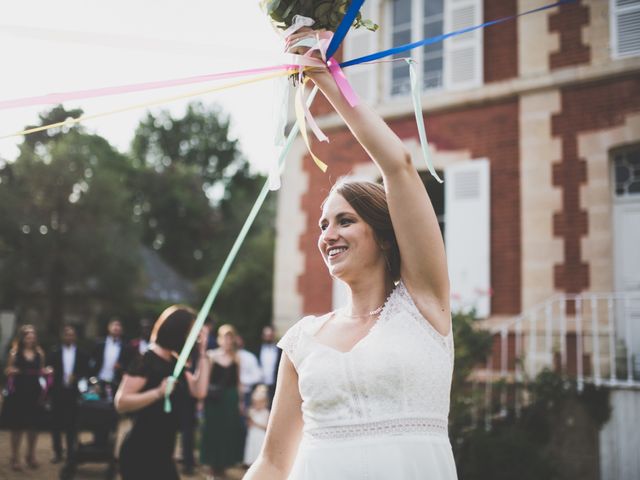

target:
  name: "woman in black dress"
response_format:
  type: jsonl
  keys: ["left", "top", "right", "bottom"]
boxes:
{"left": 3, "top": 325, "right": 48, "bottom": 471}
{"left": 114, "top": 305, "right": 210, "bottom": 480}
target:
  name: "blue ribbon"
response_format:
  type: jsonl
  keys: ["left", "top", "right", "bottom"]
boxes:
{"left": 340, "top": 0, "right": 574, "bottom": 68}
{"left": 326, "top": 0, "right": 366, "bottom": 59}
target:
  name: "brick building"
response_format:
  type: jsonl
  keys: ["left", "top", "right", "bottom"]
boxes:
{"left": 274, "top": 0, "right": 639, "bottom": 334}
{"left": 273, "top": 2, "right": 639, "bottom": 475}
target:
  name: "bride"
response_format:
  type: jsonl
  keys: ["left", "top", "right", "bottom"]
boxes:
{"left": 244, "top": 28, "right": 457, "bottom": 480}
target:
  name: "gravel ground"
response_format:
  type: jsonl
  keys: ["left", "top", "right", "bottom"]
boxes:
{"left": 0, "top": 424, "right": 246, "bottom": 480}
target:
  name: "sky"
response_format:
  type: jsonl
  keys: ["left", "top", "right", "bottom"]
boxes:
{"left": 0, "top": 0, "right": 286, "bottom": 173}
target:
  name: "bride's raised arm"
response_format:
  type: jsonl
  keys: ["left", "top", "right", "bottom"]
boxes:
{"left": 290, "top": 29, "right": 450, "bottom": 335}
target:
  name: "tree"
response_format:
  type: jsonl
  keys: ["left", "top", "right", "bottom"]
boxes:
{"left": 130, "top": 102, "right": 249, "bottom": 279}
{"left": 0, "top": 106, "right": 141, "bottom": 334}
{"left": 203, "top": 192, "right": 276, "bottom": 351}
{"left": 131, "top": 102, "right": 240, "bottom": 185}
{"left": 129, "top": 102, "right": 276, "bottom": 343}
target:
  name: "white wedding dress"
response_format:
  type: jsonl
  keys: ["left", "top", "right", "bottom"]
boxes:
{"left": 278, "top": 281, "right": 458, "bottom": 479}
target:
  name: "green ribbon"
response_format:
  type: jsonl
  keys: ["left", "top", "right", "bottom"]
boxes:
{"left": 407, "top": 58, "right": 442, "bottom": 183}
{"left": 164, "top": 86, "right": 320, "bottom": 412}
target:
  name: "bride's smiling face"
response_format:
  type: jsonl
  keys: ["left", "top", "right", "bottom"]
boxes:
{"left": 318, "top": 193, "right": 385, "bottom": 281}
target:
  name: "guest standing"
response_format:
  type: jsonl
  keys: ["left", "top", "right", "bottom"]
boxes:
{"left": 90, "top": 317, "right": 126, "bottom": 393}
{"left": 236, "top": 335, "right": 263, "bottom": 412}
{"left": 48, "top": 324, "right": 89, "bottom": 464}
{"left": 257, "top": 325, "right": 281, "bottom": 405}
{"left": 115, "top": 306, "right": 210, "bottom": 480}
{"left": 200, "top": 324, "right": 244, "bottom": 479}
{"left": 89, "top": 317, "right": 126, "bottom": 449}
{"left": 243, "top": 385, "right": 270, "bottom": 467}
{"left": 3, "top": 325, "right": 48, "bottom": 471}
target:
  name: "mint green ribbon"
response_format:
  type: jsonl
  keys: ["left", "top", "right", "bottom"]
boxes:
{"left": 407, "top": 58, "right": 443, "bottom": 183}
{"left": 164, "top": 86, "right": 320, "bottom": 412}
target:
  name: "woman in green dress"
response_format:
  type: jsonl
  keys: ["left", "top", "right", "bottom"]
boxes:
{"left": 200, "top": 324, "right": 244, "bottom": 480}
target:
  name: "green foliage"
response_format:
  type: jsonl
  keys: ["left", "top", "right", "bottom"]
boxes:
{"left": 453, "top": 366, "right": 611, "bottom": 479}
{"left": 0, "top": 106, "right": 140, "bottom": 333}
{"left": 131, "top": 102, "right": 240, "bottom": 185}
{"left": 457, "top": 426, "right": 556, "bottom": 480}
{"left": 451, "top": 310, "right": 494, "bottom": 383}
{"left": 448, "top": 311, "right": 611, "bottom": 479}
{"left": 129, "top": 163, "right": 218, "bottom": 279}
{"left": 527, "top": 370, "right": 611, "bottom": 430}
{"left": 261, "top": 0, "right": 379, "bottom": 32}
{"left": 199, "top": 224, "right": 275, "bottom": 352}
{"left": 449, "top": 310, "right": 493, "bottom": 437}
{"left": 129, "top": 102, "right": 275, "bottom": 342}
{"left": 1, "top": 102, "right": 275, "bottom": 345}
{"left": 129, "top": 102, "right": 264, "bottom": 279}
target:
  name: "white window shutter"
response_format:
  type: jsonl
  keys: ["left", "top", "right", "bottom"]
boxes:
{"left": 443, "top": 0, "right": 483, "bottom": 90}
{"left": 343, "top": 0, "right": 379, "bottom": 103}
{"left": 332, "top": 278, "right": 350, "bottom": 310}
{"left": 611, "top": 0, "right": 640, "bottom": 58}
{"left": 445, "top": 159, "right": 490, "bottom": 318}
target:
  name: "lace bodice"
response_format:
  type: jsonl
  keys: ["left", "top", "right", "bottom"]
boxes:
{"left": 278, "top": 282, "right": 454, "bottom": 441}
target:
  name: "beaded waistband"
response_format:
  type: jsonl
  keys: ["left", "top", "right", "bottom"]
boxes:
{"left": 305, "top": 417, "right": 449, "bottom": 441}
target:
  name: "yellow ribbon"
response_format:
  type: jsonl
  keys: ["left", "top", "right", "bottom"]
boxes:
{"left": 1, "top": 68, "right": 302, "bottom": 139}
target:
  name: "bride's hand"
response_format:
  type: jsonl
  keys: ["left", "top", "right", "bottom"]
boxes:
{"left": 284, "top": 27, "right": 326, "bottom": 59}
{"left": 285, "top": 27, "right": 331, "bottom": 81}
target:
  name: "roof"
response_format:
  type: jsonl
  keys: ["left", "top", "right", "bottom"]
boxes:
{"left": 139, "top": 246, "right": 197, "bottom": 303}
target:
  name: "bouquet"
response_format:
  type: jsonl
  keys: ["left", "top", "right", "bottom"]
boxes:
{"left": 261, "top": 0, "right": 378, "bottom": 33}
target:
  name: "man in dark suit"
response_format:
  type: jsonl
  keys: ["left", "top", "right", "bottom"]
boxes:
{"left": 89, "top": 317, "right": 126, "bottom": 448}
{"left": 89, "top": 317, "right": 126, "bottom": 395}
{"left": 48, "top": 325, "right": 89, "bottom": 464}
{"left": 257, "top": 325, "right": 282, "bottom": 405}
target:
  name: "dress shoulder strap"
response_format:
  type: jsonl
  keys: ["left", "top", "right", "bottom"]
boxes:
{"left": 277, "top": 314, "right": 325, "bottom": 370}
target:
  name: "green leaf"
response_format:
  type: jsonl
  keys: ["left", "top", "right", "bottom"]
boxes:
{"left": 360, "top": 19, "right": 379, "bottom": 32}
{"left": 282, "top": 0, "right": 298, "bottom": 20}
{"left": 313, "top": 2, "right": 333, "bottom": 21}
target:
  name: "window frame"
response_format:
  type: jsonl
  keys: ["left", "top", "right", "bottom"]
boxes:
{"left": 384, "top": 0, "right": 431, "bottom": 101}
{"left": 611, "top": 143, "right": 640, "bottom": 204}
{"left": 610, "top": 0, "right": 640, "bottom": 59}
{"left": 383, "top": 0, "right": 483, "bottom": 100}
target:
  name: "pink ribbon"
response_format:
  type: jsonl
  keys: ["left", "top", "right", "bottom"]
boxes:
{"left": 327, "top": 57, "right": 359, "bottom": 107}
{"left": 0, "top": 64, "right": 302, "bottom": 111}
{"left": 287, "top": 32, "right": 359, "bottom": 107}
{"left": 286, "top": 30, "right": 360, "bottom": 148}
{"left": 283, "top": 28, "right": 361, "bottom": 172}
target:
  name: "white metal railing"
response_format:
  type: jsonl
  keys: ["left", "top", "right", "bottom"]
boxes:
{"left": 477, "top": 292, "right": 640, "bottom": 428}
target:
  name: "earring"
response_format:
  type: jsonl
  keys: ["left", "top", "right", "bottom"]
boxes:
{"left": 382, "top": 250, "right": 392, "bottom": 273}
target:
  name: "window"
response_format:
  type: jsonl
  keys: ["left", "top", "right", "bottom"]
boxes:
{"left": 613, "top": 145, "right": 640, "bottom": 197}
{"left": 611, "top": 0, "right": 640, "bottom": 58}
{"left": 423, "top": 0, "right": 445, "bottom": 90}
{"left": 388, "top": 0, "right": 482, "bottom": 97}
{"left": 390, "top": 0, "right": 416, "bottom": 95}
